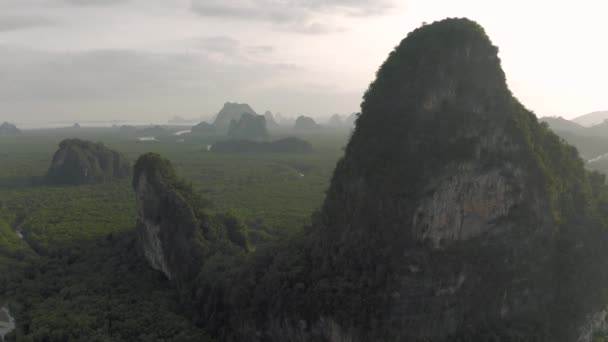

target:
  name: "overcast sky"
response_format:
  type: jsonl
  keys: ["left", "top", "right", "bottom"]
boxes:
{"left": 0, "top": 0, "right": 606, "bottom": 124}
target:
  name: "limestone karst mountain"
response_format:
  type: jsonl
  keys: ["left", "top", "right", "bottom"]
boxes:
{"left": 46, "top": 139, "right": 131, "bottom": 185}
{"left": 212, "top": 102, "right": 257, "bottom": 131}
{"left": 293, "top": 115, "right": 321, "bottom": 131}
{"left": 133, "top": 18, "right": 608, "bottom": 342}
{"left": 227, "top": 113, "right": 269, "bottom": 141}
{"left": 132, "top": 153, "right": 249, "bottom": 289}
{"left": 0, "top": 122, "right": 21, "bottom": 136}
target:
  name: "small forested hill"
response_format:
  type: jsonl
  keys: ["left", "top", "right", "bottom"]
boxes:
{"left": 46, "top": 139, "right": 131, "bottom": 185}
{"left": 132, "top": 18, "right": 608, "bottom": 342}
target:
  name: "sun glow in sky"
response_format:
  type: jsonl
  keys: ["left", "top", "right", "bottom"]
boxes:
{"left": 0, "top": 0, "right": 606, "bottom": 123}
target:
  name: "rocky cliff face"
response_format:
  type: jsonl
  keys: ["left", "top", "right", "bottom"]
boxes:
{"left": 132, "top": 153, "right": 249, "bottom": 289}
{"left": 312, "top": 18, "right": 608, "bottom": 341}
{"left": 133, "top": 18, "right": 608, "bottom": 342}
{"left": 132, "top": 153, "right": 204, "bottom": 284}
{"left": 46, "top": 139, "right": 131, "bottom": 185}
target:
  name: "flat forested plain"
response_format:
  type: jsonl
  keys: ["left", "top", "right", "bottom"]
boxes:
{"left": 0, "top": 126, "right": 349, "bottom": 341}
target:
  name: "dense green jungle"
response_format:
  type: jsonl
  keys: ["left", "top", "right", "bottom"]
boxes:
{"left": 2, "top": 16, "right": 608, "bottom": 342}
{"left": 0, "top": 127, "right": 350, "bottom": 341}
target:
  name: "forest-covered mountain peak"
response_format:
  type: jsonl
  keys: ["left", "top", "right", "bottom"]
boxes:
{"left": 315, "top": 18, "right": 608, "bottom": 340}
{"left": 127, "top": 18, "right": 608, "bottom": 342}
{"left": 46, "top": 138, "right": 131, "bottom": 185}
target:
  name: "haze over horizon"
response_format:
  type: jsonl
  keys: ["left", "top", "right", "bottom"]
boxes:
{"left": 1, "top": 0, "right": 606, "bottom": 124}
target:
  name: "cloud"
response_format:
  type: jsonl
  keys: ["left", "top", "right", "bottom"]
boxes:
{"left": 190, "top": 0, "right": 394, "bottom": 33}
{"left": 197, "top": 36, "right": 240, "bottom": 54}
{"left": 0, "top": 16, "right": 54, "bottom": 31}
{"left": 63, "top": 0, "right": 130, "bottom": 6}
{"left": 194, "top": 35, "right": 279, "bottom": 65}
{"left": 0, "top": 43, "right": 304, "bottom": 120}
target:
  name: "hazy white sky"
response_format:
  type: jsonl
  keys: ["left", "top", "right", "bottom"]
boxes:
{"left": 0, "top": 0, "right": 606, "bottom": 123}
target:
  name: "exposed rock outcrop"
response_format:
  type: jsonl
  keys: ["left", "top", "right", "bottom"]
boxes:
{"left": 46, "top": 139, "right": 131, "bottom": 185}
{"left": 312, "top": 17, "right": 608, "bottom": 341}
{"left": 132, "top": 153, "right": 204, "bottom": 284}
{"left": 133, "top": 153, "right": 249, "bottom": 288}
{"left": 0, "top": 122, "right": 21, "bottom": 136}
{"left": 213, "top": 102, "right": 257, "bottom": 131}
{"left": 227, "top": 113, "right": 269, "bottom": 141}
{"left": 134, "top": 18, "right": 608, "bottom": 342}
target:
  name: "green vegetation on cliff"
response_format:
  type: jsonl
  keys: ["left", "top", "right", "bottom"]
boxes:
{"left": 3, "top": 17, "right": 608, "bottom": 342}
{"left": 154, "top": 18, "right": 608, "bottom": 342}
{"left": 46, "top": 139, "right": 131, "bottom": 185}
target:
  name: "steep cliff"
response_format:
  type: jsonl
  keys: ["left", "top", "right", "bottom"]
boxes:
{"left": 134, "top": 18, "right": 608, "bottom": 342}
{"left": 133, "top": 153, "right": 248, "bottom": 289}
{"left": 46, "top": 139, "right": 131, "bottom": 185}
{"left": 230, "top": 18, "right": 608, "bottom": 341}
{"left": 310, "top": 18, "right": 608, "bottom": 341}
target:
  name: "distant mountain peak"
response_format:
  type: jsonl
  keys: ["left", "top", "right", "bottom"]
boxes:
{"left": 572, "top": 110, "right": 608, "bottom": 127}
